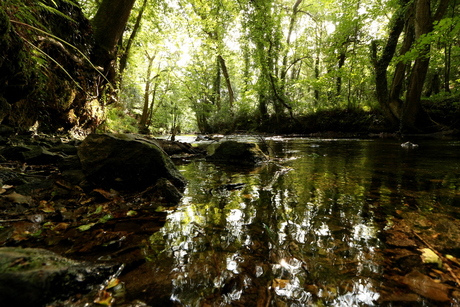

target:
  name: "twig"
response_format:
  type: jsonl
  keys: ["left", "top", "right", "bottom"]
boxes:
{"left": 0, "top": 218, "right": 27, "bottom": 222}
{"left": 413, "top": 230, "right": 460, "bottom": 286}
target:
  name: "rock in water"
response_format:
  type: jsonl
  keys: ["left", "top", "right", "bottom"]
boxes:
{"left": 0, "top": 247, "right": 118, "bottom": 307}
{"left": 206, "top": 141, "right": 268, "bottom": 166}
{"left": 78, "top": 133, "right": 186, "bottom": 191}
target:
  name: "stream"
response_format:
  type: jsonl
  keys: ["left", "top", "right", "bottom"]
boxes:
{"left": 137, "top": 136, "right": 460, "bottom": 306}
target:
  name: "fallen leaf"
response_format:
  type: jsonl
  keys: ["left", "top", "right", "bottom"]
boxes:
{"left": 272, "top": 278, "right": 290, "bottom": 289}
{"left": 402, "top": 270, "right": 451, "bottom": 302}
{"left": 94, "top": 189, "right": 113, "bottom": 199}
{"left": 3, "top": 192, "right": 32, "bottom": 205}
{"left": 88, "top": 205, "right": 103, "bottom": 216}
{"left": 94, "top": 290, "right": 113, "bottom": 306}
{"left": 126, "top": 210, "right": 137, "bottom": 216}
{"left": 106, "top": 278, "right": 120, "bottom": 289}
{"left": 98, "top": 214, "right": 113, "bottom": 223}
{"left": 419, "top": 248, "right": 442, "bottom": 268}
{"left": 446, "top": 254, "right": 460, "bottom": 266}
{"left": 78, "top": 223, "right": 96, "bottom": 231}
{"left": 52, "top": 223, "right": 70, "bottom": 232}
{"left": 39, "top": 200, "right": 55, "bottom": 213}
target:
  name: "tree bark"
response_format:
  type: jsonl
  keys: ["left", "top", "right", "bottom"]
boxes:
{"left": 139, "top": 53, "right": 155, "bottom": 133}
{"left": 401, "top": 0, "right": 449, "bottom": 132}
{"left": 119, "top": 0, "right": 148, "bottom": 76}
{"left": 217, "top": 55, "right": 235, "bottom": 108}
{"left": 280, "top": 0, "right": 303, "bottom": 86}
{"left": 211, "top": 56, "right": 221, "bottom": 109}
{"left": 91, "top": 0, "right": 137, "bottom": 85}
{"left": 336, "top": 51, "right": 346, "bottom": 97}
{"left": 370, "top": 3, "right": 406, "bottom": 128}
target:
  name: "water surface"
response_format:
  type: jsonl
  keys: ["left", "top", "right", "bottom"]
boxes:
{"left": 146, "top": 137, "right": 460, "bottom": 306}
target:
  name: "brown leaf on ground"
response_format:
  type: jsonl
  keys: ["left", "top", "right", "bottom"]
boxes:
{"left": 3, "top": 192, "right": 33, "bottom": 205}
{"left": 402, "top": 270, "right": 451, "bottom": 302}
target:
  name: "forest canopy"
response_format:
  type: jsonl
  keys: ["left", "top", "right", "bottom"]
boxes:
{"left": 1, "top": 0, "right": 459, "bottom": 135}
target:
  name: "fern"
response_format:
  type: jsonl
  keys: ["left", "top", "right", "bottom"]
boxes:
{"left": 10, "top": 20, "right": 114, "bottom": 90}
{"left": 37, "top": 3, "right": 76, "bottom": 23}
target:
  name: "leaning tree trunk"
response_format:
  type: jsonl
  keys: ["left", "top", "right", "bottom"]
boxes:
{"left": 119, "top": 0, "right": 148, "bottom": 77}
{"left": 370, "top": 3, "right": 406, "bottom": 129}
{"left": 91, "top": 0, "right": 137, "bottom": 94}
{"left": 388, "top": 16, "right": 414, "bottom": 120}
{"left": 217, "top": 55, "right": 235, "bottom": 108}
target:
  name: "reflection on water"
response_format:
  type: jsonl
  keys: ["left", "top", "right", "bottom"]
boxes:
{"left": 147, "top": 138, "right": 460, "bottom": 306}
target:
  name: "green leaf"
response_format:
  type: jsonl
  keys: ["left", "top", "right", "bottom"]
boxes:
{"left": 98, "top": 214, "right": 114, "bottom": 223}
{"left": 78, "top": 223, "right": 96, "bottom": 231}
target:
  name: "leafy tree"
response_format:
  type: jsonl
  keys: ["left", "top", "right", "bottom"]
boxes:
{"left": 372, "top": 0, "right": 451, "bottom": 132}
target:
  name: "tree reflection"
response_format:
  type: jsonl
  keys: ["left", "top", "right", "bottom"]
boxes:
{"left": 145, "top": 138, "right": 460, "bottom": 306}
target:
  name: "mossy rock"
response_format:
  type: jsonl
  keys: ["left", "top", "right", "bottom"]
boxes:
{"left": 206, "top": 141, "right": 268, "bottom": 166}
{"left": 0, "top": 247, "right": 118, "bottom": 307}
{"left": 78, "top": 133, "right": 186, "bottom": 192}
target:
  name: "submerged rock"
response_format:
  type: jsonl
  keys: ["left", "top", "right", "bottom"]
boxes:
{"left": 0, "top": 247, "right": 118, "bottom": 307}
{"left": 206, "top": 141, "right": 268, "bottom": 166}
{"left": 401, "top": 142, "right": 419, "bottom": 148}
{"left": 78, "top": 133, "right": 186, "bottom": 192}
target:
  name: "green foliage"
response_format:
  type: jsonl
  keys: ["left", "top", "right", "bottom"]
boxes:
{"left": 99, "top": 104, "right": 139, "bottom": 133}
{"left": 99, "top": 0, "right": 460, "bottom": 134}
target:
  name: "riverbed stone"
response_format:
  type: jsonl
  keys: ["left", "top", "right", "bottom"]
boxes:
{"left": 77, "top": 133, "right": 186, "bottom": 191}
{"left": 206, "top": 141, "right": 268, "bottom": 166}
{"left": 0, "top": 247, "right": 118, "bottom": 307}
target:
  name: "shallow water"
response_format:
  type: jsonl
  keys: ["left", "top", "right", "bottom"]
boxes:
{"left": 146, "top": 137, "right": 460, "bottom": 306}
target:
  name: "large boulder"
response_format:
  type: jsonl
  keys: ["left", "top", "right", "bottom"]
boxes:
{"left": 77, "top": 133, "right": 186, "bottom": 191}
{"left": 206, "top": 141, "right": 268, "bottom": 166}
{"left": 0, "top": 247, "right": 118, "bottom": 307}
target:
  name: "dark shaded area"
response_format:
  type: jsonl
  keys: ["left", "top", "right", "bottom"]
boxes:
{"left": 0, "top": 131, "right": 197, "bottom": 306}
{"left": 0, "top": 0, "right": 100, "bottom": 133}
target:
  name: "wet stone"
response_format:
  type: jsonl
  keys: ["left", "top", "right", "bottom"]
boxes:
{"left": 206, "top": 141, "right": 268, "bottom": 166}
{"left": 77, "top": 133, "right": 187, "bottom": 192}
{"left": 0, "top": 247, "right": 118, "bottom": 307}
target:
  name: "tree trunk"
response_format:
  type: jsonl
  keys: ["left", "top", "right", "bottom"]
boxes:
{"left": 336, "top": 51, "right": 346, "bottom": 97}
{"left": 370, "top": 3, "right": 406, "bottom": 128}
{"left": 119, "top": 0, "right": 148, "bottom": 77}
{"left": 401, "top": 0, "right": 449, "bottom": 132}
{"left": 388, "top": 18, "right": 414, "bottom": 120}
{"left": 139, "top": 53, "right": 155, "bottom": 133}
{"left": 91, "top": 0, "right": 136, "bottom": 86}
{"left": 280, "top": 0, "right": 303, "bottom": 86}
{"left": 314, "top": 51, "right": 320, "bottom": 106}
{"left": 217, "top": 55, "right": 235, "bottom": 108}
{"left": 211, "top": 56, "right": 221, "bottom": 109}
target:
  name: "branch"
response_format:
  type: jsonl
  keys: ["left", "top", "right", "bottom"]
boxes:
{"left": 413, "top": 230, "right": 460, "bottom": 286}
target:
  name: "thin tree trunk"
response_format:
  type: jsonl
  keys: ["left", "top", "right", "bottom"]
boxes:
{"left": 314, "top": 51, "right": 320, "bottom": 106}
{"left": 139, "top": 53, "right": 155, "bottom": 132}
{"left": 211, "top": 56, "right": 221, "bottom": 109}
{"left": 280, "top": 0, "right": 303, "bottom": 86}
{"left": 336, "top": 51, "right": 346, "bottom": 97}
{"left": 119, "top": 0, "right": 148, "bottom": 76}
{"left": 217, "top": 55, "right": 235, "bottom": 108}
